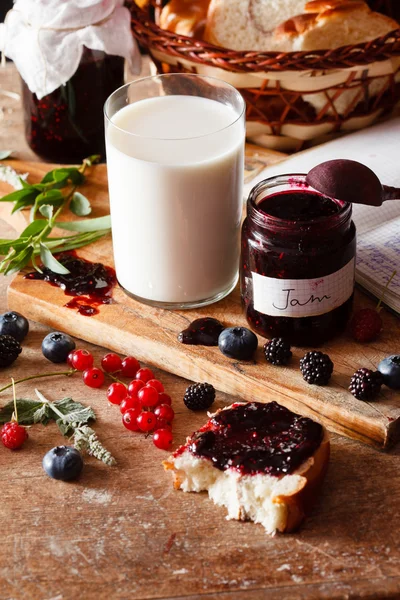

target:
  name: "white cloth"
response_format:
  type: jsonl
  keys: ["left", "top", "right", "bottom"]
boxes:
{"left": 0, "top": 0, "right": 141, "bottom": 99}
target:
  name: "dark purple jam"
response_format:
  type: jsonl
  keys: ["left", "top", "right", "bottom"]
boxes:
{"left": 241, "top": 180, "right": 356, "bottom": 346}
{"left": 25, "top": 251, "right": 116, "bottom": 316}
{"left": 179, "top": 401, "right": 323, "bottom": 476}
{"left": 178, "top": 317, "right": 225, "bottom": 346}
{"left": 22, "top": 48, "right": 124, "bottom": 163}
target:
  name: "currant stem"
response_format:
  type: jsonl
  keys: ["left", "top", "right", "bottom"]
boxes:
{"left": 106, "top": 371, "right": 125, "bottom": 385}
{"left": 0, "top": 369, "right": 77, "bottom": 393}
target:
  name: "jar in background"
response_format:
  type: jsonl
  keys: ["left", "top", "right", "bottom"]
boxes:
{"left": 240, "top": 175, "right": 356, "bottom": 346}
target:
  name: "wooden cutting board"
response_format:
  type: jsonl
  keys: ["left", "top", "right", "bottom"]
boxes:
{"left": 0, "top": 157, "right": 399, "bottom": 450}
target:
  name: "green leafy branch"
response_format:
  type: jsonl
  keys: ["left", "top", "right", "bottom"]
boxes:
{"left": 0, "top": 155, "right": 111, "bottom": 276}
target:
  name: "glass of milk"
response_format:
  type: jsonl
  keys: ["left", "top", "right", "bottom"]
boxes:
{"left": 104, "top": 73, "right": 245, "bottom": 309}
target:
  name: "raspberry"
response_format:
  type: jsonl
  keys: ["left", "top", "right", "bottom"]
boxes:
{"left": 183, "top": 383, "right": 215, "bottom": 411}
{"left": 0, "top": 335, "right": 22, "bottom": 368}
{"left": 349, "top": 368, "right": 383, "bottom": 400}
{"left": 350, "top": 308, "right": 382, "bottom": 343}
{"left": 263, "top": 338, "right": 292, "bottom": 366}
{"left": 1, "top": 422, "right": 28, "bottom": 449}
{"left": 300, "top": 351, "right": 333, "bottom": 386}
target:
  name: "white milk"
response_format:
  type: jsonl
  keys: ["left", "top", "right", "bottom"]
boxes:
{"left": 105, "top": 94, "right": 244, "bottom": 305}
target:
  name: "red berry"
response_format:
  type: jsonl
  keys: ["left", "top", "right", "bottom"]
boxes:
{"left": 350, "top": 309, "right": 383, "bottom": 343}
{"left": 121, "top": 356, "right": 140, "bottom": 378}
{"left": 71, "top": 349, "right": 94, "bottom": 371}
{"left": 107, "top": 382, "right": 127, "bottom": 405}
{"left": 137, "top": 411, "right": 157, "bottom": 432}
{"left": 122, "top": 407, "right": 141, "bottom": 431}
{"left": 101, "top": 353, "right": 122, "bottom": 373}
{"left": 155, "top": 418, "right": 172, "bottom": 431}
{"left": 128, "top": 379, "right": 145, "bottom": 398}
{"left": 120, "top": 396, "right": 141, "bottom": 414}
{"left": 135, "top": 368, "right": 154, "bottom": 384}
{"left": 138, "top": 386, "right": 159, "bottom": 408}
{"left": 1, "top": 422, "right": 28, "bottom": 450}
{"left": 147, "top": 379, "right": 164, "bottom": 393}
{"left": 154, "top": 404, "right": 175, "bottom": 422}
{"left": 83, "top": 367, "right": 105, "bottom": 388}
{"left": 153, "top": 429, "right": 173, "bottom": 450}
{"left": 157, "top": 393, "right": 172, "bottom": 406}
{"left": 67, "top": 351, "right": 75, "bottom": 367}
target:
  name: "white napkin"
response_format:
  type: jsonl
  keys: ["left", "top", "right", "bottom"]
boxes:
{"left": 0, "top": 0, "right": 141, "bottom": 99}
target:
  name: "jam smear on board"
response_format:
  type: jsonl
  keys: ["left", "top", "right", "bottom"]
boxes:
{"left": 177, "top": 401, "right": 324, "bottom": 476}
{"left": 178, "top": 317, "right": 225, "bottom": 346}
{"left": 25, "top": 251, "right": 116, "bottom": 316}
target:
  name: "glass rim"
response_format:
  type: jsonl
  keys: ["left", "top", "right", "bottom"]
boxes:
{"left": 103, "top": 72, "right": 246, "bottom": 142}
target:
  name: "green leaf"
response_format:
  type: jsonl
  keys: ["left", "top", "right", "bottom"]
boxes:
{"left": 33, "top": 403, "right": 51, "bottom": 424}
{"left": 39, "top": 243, "right": 70, "bottom": 274}
{"left": 41, "top": 167, "right": 84, "bottom": 186}
{"left": 0, "top": 151, "right": 12, "bottom": 161}
{"left": 51, "top": 397, "right": 95, "bottom": 424}
{"left": 55, "top": 215, "right": 111, "bottom": 232}
{"left": 0, "top": 399, "right": 45, "bottom": 425}
{"left": 19, "top": 177, "right": 31, "bottom": 189}
{"left": 4, "top": 246, "right": 33, "bottom": 275}
{"left": 0, "top": 238, "right": 29, "bottom": 255}
{"left": 39, "top": 205, "right": 53, "bottom": 220}
{"left": 20, "top": 220, "right": 47, "bottom": 238}
{"left": 84, "top": 155, "right": 101, "bottom": 166}
{"left": 70, "top": 192, "right": 91, "bottom": 217}
{"left": 1, "top": 187, "right": 37, "bottom": 205}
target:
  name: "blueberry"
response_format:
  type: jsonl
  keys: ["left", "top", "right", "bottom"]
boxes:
{"left": 218, "top": 327, "right": 258, "bottom": 360}
{"left": 0, "top": 311, "right": 29, "bottom": 342}
{"left": 43, "top": 446, "right": 83, "bottom": 481}
{"left": 378, "top": 355, "right": 400, "bottom": 390}
{"left": 42, "top": 331, "right": 76, "bottom": 363}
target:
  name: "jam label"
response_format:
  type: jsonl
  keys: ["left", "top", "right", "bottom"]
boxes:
{"left": 251, "top": 258, "right": 355, "bottom": 318}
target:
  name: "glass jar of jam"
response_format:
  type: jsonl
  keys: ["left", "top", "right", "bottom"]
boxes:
{"left": 22, "top": 48, "right": 125, "bottom": 163}
{"left": 240, "top": 175, "right": 356, "bottom": 346}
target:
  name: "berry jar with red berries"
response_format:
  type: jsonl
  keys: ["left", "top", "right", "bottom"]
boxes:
{"left": 2, "top": 0, "right": 140, "bottom": 163}
{"left": 240, "top": 175, "right": 357, "bottom": 346}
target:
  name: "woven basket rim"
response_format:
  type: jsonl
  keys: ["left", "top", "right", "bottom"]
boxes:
{"left": 129, "top": 1, "right": 400, "bottom": 71}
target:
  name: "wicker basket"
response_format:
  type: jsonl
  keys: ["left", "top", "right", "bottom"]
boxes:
{"left": 129, "top": 0, "right": 400, "bottom": 150}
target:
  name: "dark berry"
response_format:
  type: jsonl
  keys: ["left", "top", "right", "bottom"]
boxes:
{"left": 350, "top": 308, "right": 382, "bottom": 343}
{"left": 121, "top": 356, "right": 140, "bottom": 378}
{"left": 300, "top": 351, "right": 333, "bottom": 386}
{"left": 1, "top": 422, "right": 28, "bottom": 449}
{"left": 107, "top": 382, "right": 127, "bottom": 405}
{"left": 70, "top": 349, "right": 94, "bottom": 371}
{"left": 349, "top": 368, "right": 384, "bottom": 400}
{"left": 154, "top": 404, "right": 174, "bottom": 422}
{"left": 263, "top": 338, "right": 292, "bottom": 366}
{"left": 135, "top": 368, "right": 154, "bottom": 383}
{"left": 0, "top": 311, "right": 29, "bottom": 342}
{"left": 83, "top": 367, "right": 105, "bottom": 388}
{"left": 153, "top": 429, "right": 173, "bottom": 450}
{"left": 183, "top": 383, "right": 215, "bottom": 411}
{"left": 0, "top": 335, "right": 22, "bottom": 368}
{"left": 218, "top": 327, "right": 258, "bottom": 361}
{"left": 378, "top": 355, "right": 400, "bottom": 390}
{"left": 42, "top": 331, "right": 76, "bottom": 363}
{"left": 137, "top": 411, "right": 157, "bottom": 432}
{"left": 101, "top": 353, "right": 122, "bottom": 373}
{"left": 42, "top": 446, "right": 83, "bottom": 481}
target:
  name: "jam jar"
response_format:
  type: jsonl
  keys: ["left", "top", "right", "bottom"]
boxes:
{"left": 240, "top": 175, "right": 356, "bottom": 346}
{"left": 22, "top": 48, "right": 125, "bottom": 164}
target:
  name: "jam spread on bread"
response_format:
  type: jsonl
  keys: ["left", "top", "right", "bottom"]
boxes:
{"left": 176, "top": 401, "right": 323, "bottom": 476}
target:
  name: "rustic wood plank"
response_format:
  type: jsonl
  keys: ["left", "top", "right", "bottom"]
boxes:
{"left": 0, "top": 160, "right": 399, "bottom": 449}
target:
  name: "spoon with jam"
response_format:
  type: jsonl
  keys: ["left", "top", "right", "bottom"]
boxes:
{"left": 306, "top": 159, "right": 400, "bottom": 206}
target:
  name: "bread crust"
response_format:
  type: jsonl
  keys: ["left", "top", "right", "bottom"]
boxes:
{"left": 159, "top": 0, "right": 211, "bottom": 39}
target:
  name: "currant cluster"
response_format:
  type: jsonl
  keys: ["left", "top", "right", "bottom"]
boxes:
{"left": 66, "top": 349, "right": 174, "bottom": 451}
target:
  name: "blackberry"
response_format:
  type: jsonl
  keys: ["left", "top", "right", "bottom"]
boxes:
{"left": 263, "top": 338, "right": 292, "bottom": 366}
{"left": 0, "top": 335, "right": 22, "bottom": 368}
{"left": 300, "top": 351, "right": 333, "bottom": 386}
{"left": 183, "top": 383, "right": 216, "bottom": 411}
{"left": 349, "top": 368, "right": 383, "bottom": 401}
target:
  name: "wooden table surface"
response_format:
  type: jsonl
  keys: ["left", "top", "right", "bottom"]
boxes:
{"left": 1, "top": 62, "right": 400, "bottom": 600}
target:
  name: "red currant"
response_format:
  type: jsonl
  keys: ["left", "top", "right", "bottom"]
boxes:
{"left": 67, "top": 351, "right": 75, "bottom": 367}
{"left": 154, "top": 404, "right": 175, "bottom": 422}
{"left": 137, "top": 411, "right": 157, "bottom": 432}
{"left": 135, "top": 368, "right": 154, "bottom": 384}
{"left": 138, "top": 386, "right": 159, "bottom": 408}
{"left": 120, "top": 396, "right": 141, "bottom": 415}
{"left": 155, "top": 418, "right": 172, "bottom": 431}
{"left": 107, "top": 382, "right": 127, "bottom": 405}
{"left": 153, "top": 429, "right": 173, "bottom": 450}
{"left": 128, "top": 379, "right": 145, "bottom": 398}
{"left": 146, "top": 379, "right": 164, "bottom": 393}
{"left": 122, "top": 407, "right": 141, "bottom": 431}
{"left": 121, "top": 356, "right": 140, "bottom": 378}
{"left": 1, "top": 422, "right": 28, "bottom": 450}
{"left": 157, "top": 393, "right": 172, "bottom": 406}
{"left": 71, "top": 349, "right": 94, "bottom": 371}
{"left": 101, "top": 353, "right": 122, "bottom": 373}
{"left": 83, "top": 367, "right": 105, "bottom": 388}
